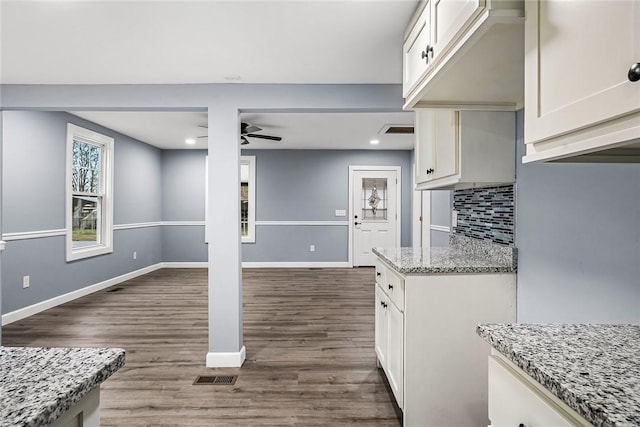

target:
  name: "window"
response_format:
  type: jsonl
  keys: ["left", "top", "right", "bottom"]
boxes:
{"left": 66, "top": 124, "right": 114, "bottom": 261}
{"left": 241, "top": 156, "right": 256, "bottom": 243}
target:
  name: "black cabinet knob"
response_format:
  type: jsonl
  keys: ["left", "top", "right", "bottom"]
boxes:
{"left": 376, "top": 272, "right": 381, "bottom": 277}
{"left": 388, "top": 284, "right": 394, "bottom": 290}
{"left": 354, "top": 222, "right": 361, "bottom": 226}
{"left": 518, "top": 424, "right": 526, "bottom": 427}
{"left": 421, "top": 45, "right": 433, "bottom": 63}
{"left": 629, "top": 63, "right": 640, "bottom": 82}
{"left": 426, "top": 168, "right": 434, "bottom": 174}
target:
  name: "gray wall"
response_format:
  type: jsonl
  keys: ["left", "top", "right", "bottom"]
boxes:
{"left": 515, "top": 110, "right": 640, "bottom": 323}
{"left": 242, "top": 149, "right": 413, "bottom": 262}
{"left": 161, "top": 150, "right": 207, "bottom": 262}
{"left": 1, "top": 111, "right": 163, "bottom": 314}
{"left": 430, "top": 190, "right": 452, "bottom": 247}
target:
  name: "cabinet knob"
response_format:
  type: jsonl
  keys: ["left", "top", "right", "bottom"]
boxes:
{"left": 426, "top": 168, "right": 434, "bottom": 174}
{"left": 421, "top": 45, "right": 433, "bottom": 63}
{"left": 376, "top": 272, "right": 381, "bottom": 277}
{"left": 354, "top": 222, "right": 361, "bottom": 226}
{"left": 629, "top": 63, "right": 640, "bottom": 82}
{"left": 518, "top": 424, "right": 527, "bottom": 427}
{"left": 388, "top": 284, "right": 394, "bottom": 290}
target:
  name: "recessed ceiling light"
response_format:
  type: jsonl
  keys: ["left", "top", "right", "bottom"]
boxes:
{"left": 185, "top": 139, "right": 196, "bottom": 145}
{"left": 370, "top": 139, "right": 380, "bottom": 145}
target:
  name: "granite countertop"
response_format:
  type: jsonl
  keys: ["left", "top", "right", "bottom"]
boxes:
{"left": 373, "top": 235, "right": 517, "bottom": 275}
{"left": 477, "top": 324, "right": 640, "bottom": 427}
{"left": 0, "top": 346, "right": 125, "bottom": 427}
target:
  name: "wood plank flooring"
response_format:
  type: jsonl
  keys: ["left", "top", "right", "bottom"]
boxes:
{"left": 3, "top": 268, "right": 402, "bottom": 426}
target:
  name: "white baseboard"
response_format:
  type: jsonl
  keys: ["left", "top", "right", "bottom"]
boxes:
{"left": 161, "top": 262, "right": 208, "bottom": 268}
{"left": 206, "top": 346, "right": 246, "bottom": 368}
{"left": 2, "top": 263, "right": 164, "bottom": 326}
{"left": 241, "top": 262, "right": 350, "bottom": 268}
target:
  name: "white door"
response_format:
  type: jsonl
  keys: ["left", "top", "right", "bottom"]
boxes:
{"left": 351, "top": 168, "right": 400, "bottom": 267}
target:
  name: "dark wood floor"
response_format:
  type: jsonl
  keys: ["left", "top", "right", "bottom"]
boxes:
{"left": 3, "top": 268, "right": 401, "bottom": 426}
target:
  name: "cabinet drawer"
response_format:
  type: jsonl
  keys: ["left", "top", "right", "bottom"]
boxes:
{"left": 488, "top": 355, "right": 591, "bottom": 427}
{"left": 383, "top": 268, "right": 405, "bottom": 312}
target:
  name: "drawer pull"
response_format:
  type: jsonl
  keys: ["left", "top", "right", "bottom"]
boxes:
{"left": 629, "top": 62, "right": 640, "bottom": 82}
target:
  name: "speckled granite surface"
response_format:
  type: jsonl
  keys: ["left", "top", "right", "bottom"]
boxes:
{"left": 477, "top": 324, "right": 640, "bottom": 427}
{"left": 0, "top": 346, "right": 125, "bottom": 427}
{"left": 372, "top": 235, "right": 516, "bottom": 275}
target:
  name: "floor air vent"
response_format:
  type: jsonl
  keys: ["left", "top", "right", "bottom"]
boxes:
{"left": 193, "top": 375, "right": 238, "bottom": 385}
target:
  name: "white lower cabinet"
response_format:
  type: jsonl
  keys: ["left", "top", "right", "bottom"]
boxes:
{"left": 488, "top": 353, "right": 593, "bottom": 427}
{"left": 374, "top": 258, "right": 516, "bottom": 427}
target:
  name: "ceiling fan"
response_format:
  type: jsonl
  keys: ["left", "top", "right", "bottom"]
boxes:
{"left": 198, "top": 122, "right": 282, "bottom": 145}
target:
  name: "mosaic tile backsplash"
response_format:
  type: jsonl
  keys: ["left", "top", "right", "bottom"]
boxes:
{"left": 453, "top": 185, "right": 514, "bottom": 245}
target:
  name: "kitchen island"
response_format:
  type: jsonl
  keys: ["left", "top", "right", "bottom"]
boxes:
{"left": 477, "top": 323, "right": 640, "bottom": 427}
{"left": 373, "top": 235, "right": 517, "bottom": 427}
{"left": 0, "top": 346, "right": 125, "bottom": 427}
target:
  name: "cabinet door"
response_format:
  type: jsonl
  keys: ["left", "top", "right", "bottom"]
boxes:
{"left": 386, "top": 301, "right": 404, "bottom": 410}
{"left": 525, "top": 0, "right": 640, "bottom": 145}
{"left": 488, "top": 356, "right": 582, "bottom": 427}
{"left": 415, "top": 110, "right": 436, "bottom": 184}
{"left": 431, "top": 0, "right": 483, "bottom": 61}
{"left": 374, "top": 285, "right": 388, "bottom": 369}
{"left": 403, "top": 1, "right": 432, "bottom": 97}
{"left": 432, "top": 110, "right": 458, "bottom": 180}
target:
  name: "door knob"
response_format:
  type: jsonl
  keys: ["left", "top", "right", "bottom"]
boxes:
{"left": 629, "top": 63, "right": 640, "bottom": 82}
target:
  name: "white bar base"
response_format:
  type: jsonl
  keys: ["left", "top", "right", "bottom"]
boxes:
{"left": 206, "top": 346, "right": 246, "bottom": 368}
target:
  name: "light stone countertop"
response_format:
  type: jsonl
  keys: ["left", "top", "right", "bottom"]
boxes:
{"left": 0, "top": 346, "right": 125, "bottom": 427}
{"left": 373, "top": 235, "right": 517, "bottom": 275}
{"left": 477, "top": 324, "right": 640, "bottom": 427}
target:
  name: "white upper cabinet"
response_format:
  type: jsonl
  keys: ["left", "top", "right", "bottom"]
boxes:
{"left": 523, "top": 0, "right": 640, "bottom": 163}
{"left": 403, "top": 0, "right": 525, "bottom": 110}
{"left": 415, "top": 110, "right": 515, "bottom": 190}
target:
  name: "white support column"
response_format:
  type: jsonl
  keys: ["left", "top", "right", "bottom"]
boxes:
{"left": 206, "top": 106, "right": 245, "bottom": 368}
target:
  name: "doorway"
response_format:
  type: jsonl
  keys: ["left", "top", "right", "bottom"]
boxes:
{"left": 349, "top": 166, "right": 401, "bottom": 267}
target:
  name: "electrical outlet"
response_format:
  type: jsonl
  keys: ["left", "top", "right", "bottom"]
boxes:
{"left": 22, "top": 275, "right": 30, "bottom": 289}
{"left": 133, "top": 251, "right": 137, "bottom": 260}
{"left": 309, "top": 245, "right": 315, "bottom": 252}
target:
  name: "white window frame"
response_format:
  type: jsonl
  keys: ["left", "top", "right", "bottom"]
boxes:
{"left": 66, "top": 123, "right": 114, "bottom": 261}
{"left": 241, "top": 155, "right": 256, "bottom": 243}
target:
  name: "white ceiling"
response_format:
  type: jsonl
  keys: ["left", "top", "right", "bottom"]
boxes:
{"left": 1, "top": 0, "right": 418, "bottom": 85}
{"left": 8, "top": 1, "right": 418, "bottom": 150}
{"left": 69, "top": 110, "right": 415, "bottom": 150}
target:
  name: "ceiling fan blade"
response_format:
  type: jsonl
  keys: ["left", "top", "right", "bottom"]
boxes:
{"left": 245, "top": 133, "right": 282, "bottom": 141}
{"left": 241, "top": 122, "right": 262, "bottom": 134}
{"left": 197, "top": 135, "right": 207, "bottom": 138}
{"left": 198, "top": 125, "right": 208, "bottom": 129}
{"left": 241, "top": 136, "right": 250, "bottom": 145}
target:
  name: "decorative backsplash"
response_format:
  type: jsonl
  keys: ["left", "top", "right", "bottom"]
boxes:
{"left": 453, "top": 185, "right": 515, "bottom": 246}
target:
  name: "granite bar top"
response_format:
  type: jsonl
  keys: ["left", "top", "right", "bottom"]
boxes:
{"left": 0, "top": 346, "right": 125, "bottom": 427}
{"left": 477, "top": 324, "right": 640, "bottom": 427}
{"left": 373, "top": 235, "right": 517, "bottom": 275}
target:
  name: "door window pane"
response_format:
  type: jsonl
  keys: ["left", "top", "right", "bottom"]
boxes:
{"left": 361, "top": 178, "right": 388, "bottom": 221}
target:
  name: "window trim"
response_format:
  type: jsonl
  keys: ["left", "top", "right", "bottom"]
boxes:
{"left": 65, "top": 123, "right": 114, "bottom": 261}
{"left": 241, "top": 155, "right": 256, "bottom": 243}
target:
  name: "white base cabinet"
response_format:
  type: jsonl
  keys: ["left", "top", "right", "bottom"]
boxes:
{"left": 523, "top": 0, "right": 640, "bottom": 163}
{"left": 488, "top": 352, "right": 593, "bottom": 427}
{"left": 374, "top": 258, "right": 516, "bottom": 427}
